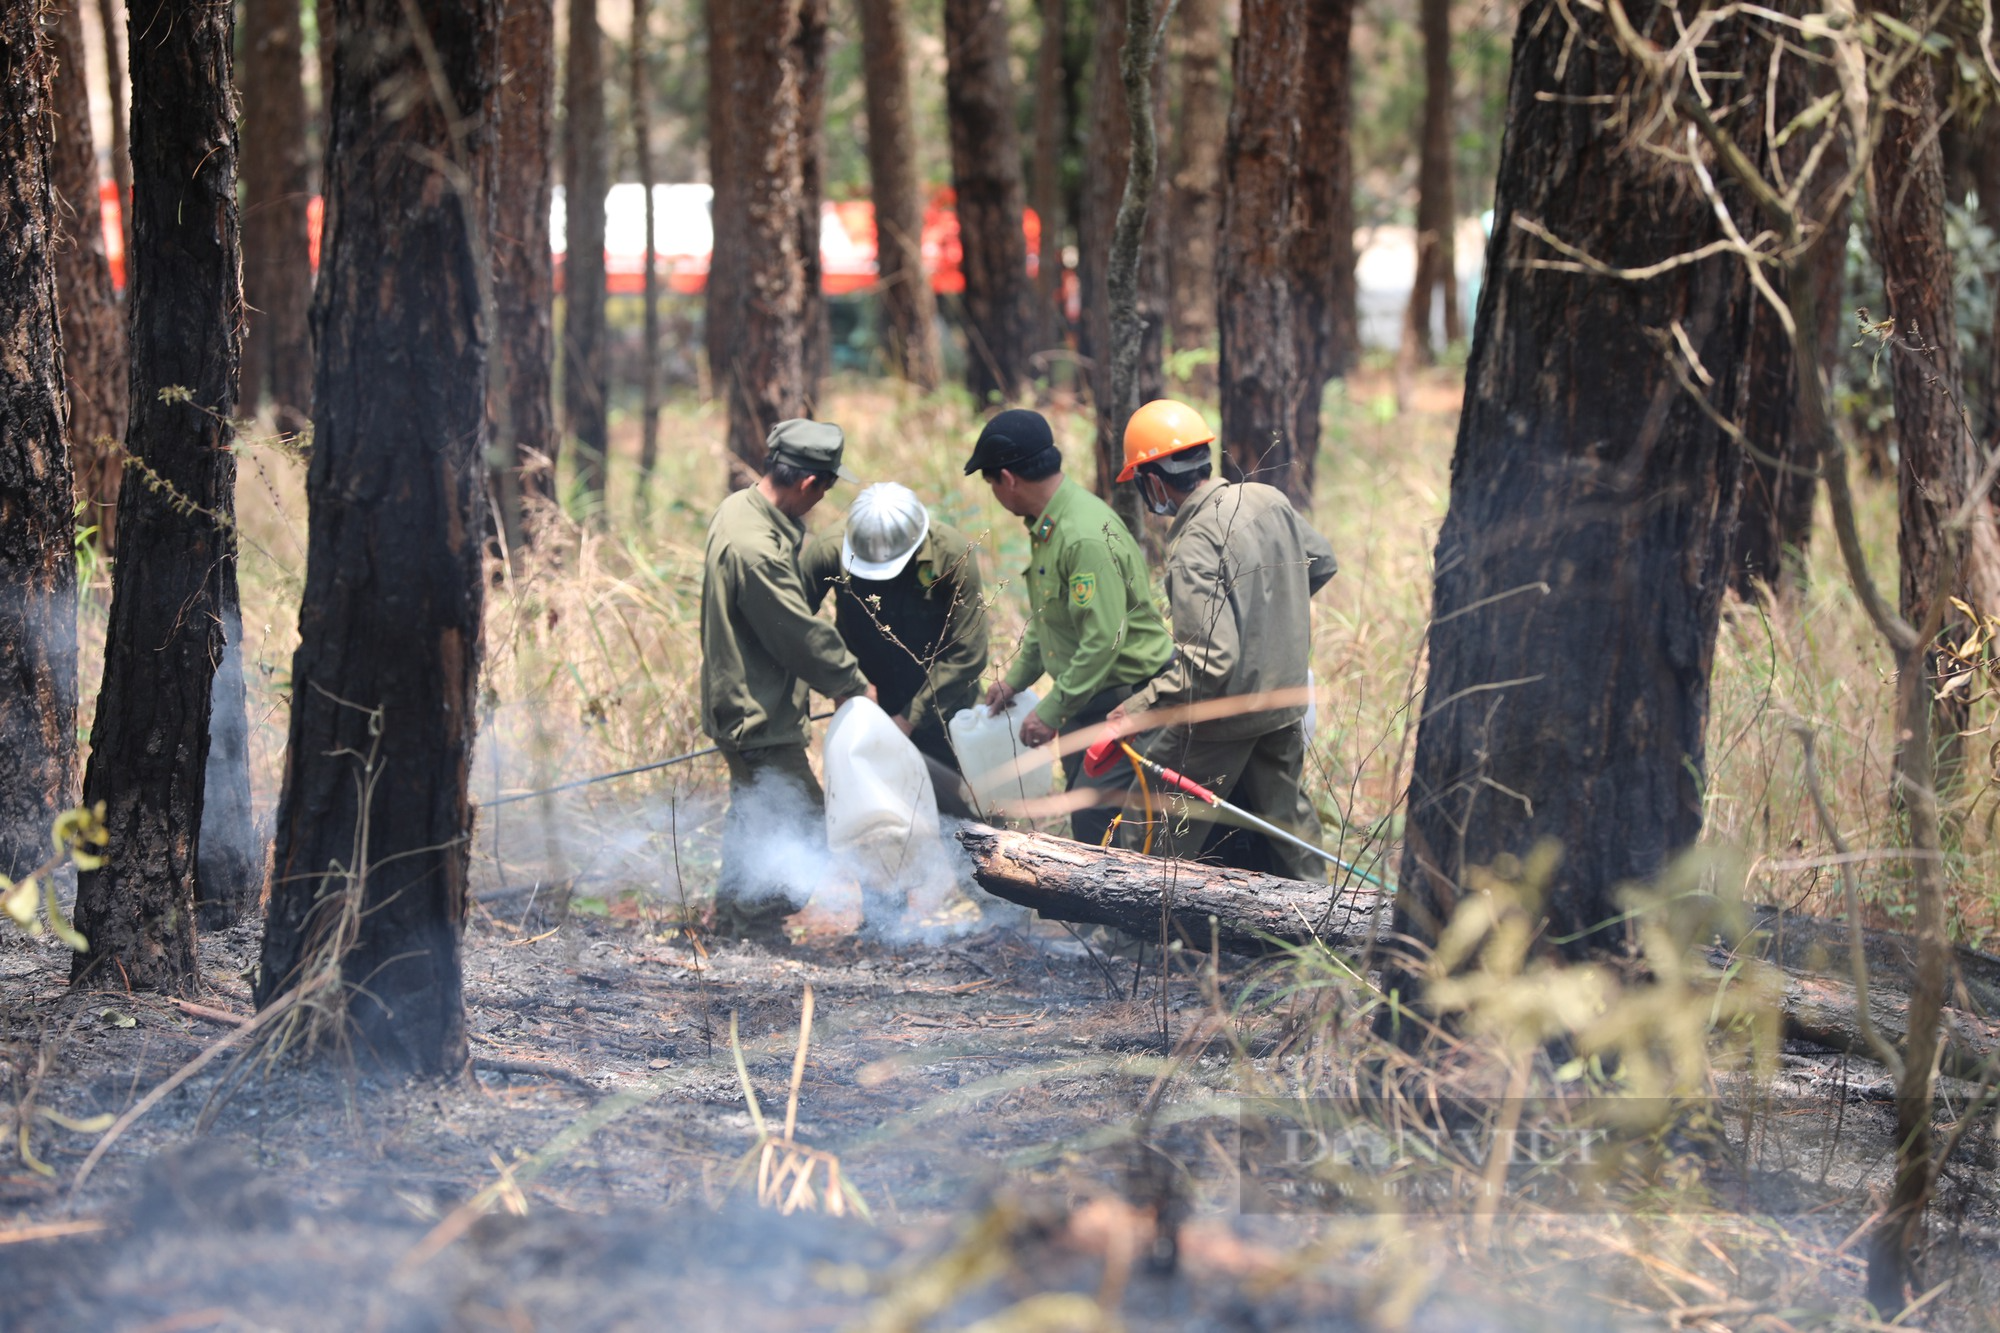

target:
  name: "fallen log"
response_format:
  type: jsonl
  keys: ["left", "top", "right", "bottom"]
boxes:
{"left": 955, "top": 823, "right": 1388, "bottom": 959}
{"left": 956, "top": 823, "right": 2000, "bottom": 1078}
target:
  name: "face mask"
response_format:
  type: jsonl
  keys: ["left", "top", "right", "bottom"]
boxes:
{"left": 1140, "top": 472, "right": 1177, "bottom": 516}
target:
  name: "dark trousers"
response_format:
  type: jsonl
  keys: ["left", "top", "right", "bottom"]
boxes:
{"left": 911, "top": 724, "right": 977, "bottom": 821}
{"left": 1060, "top": 683, "right": 1143, "bottom": 848}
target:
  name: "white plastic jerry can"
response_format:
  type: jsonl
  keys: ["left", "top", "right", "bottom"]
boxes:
{"left": 947, "top": 689, "right": 1056, "bottom": 819}
{"left": 822, "top": 696, "right": 941, "bottom": 884}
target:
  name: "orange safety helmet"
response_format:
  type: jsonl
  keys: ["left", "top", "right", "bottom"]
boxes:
{"left": 1117, "top": 399, "right": 1215, "bottom": 482}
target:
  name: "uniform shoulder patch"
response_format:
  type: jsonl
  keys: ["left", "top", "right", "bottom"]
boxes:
{"left": 1069, "top": 571, "right": 1097, "bottom": 607}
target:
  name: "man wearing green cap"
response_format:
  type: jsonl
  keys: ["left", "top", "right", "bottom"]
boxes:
{"left": 701, "top": 418, "right": 875, "bottom": 939}
{"left": 965, "top": 409, "right": 1173, "bottom": 847}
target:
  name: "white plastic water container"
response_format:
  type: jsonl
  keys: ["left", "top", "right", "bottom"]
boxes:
{"left": 1301, "top": 668, "right": 1317, "bottom": 741}
{"left": 822, "top": 697, "right": 941, "bottom": 885}
{"left": 947, "top": 690, "right": 1056, "bottom": 819}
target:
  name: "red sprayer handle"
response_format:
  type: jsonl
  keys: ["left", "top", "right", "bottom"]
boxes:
{"left": 1148, "top": 761, "right": 1219, "bottom": 807}
{"left": 1081, "top": 735, "right": 1220, "bottom": 806}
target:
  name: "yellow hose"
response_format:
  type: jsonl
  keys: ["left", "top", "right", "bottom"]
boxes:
{"left": 1120, "top": 741, "right": 1154, "bottom": 856}
{"left": 1092, "top": 742, "right": 1154, "bottom": 855}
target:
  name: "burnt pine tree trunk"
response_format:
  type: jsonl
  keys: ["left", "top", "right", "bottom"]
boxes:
{"left": 705, "top": 0, "right": 744, "bottom": 478}
{"left": 857, "top": 0, "right": 941, "bottom": 390}
{"left": 1079, "top": 0, "right": 1166, "bottom": 530}
{"left": 255, "top": 0, "right": 497, "bottom": 1074}
{"left": 1286, "top": 0, "right": 1356, "bottom": 501}
{"left": 562, "top": 0, "right": 608, "bottom": 510}
{"left": 239, "top": 0, "right": 313, "bottom": 433}
{"left": 490, "top": 0, "right": 556, "bottom": 545}
{"left": 1390, "top": 0, "right": 1755, "bottom": 998}
{"left": 631, "top": 0, "right": 661, "bottom": 508}
{"left": 1728, "top": 50, "right": 1834, "bottom": 601}
{"left": 197, "top": 570, "right": 257, "bottom": 927}
{"left": 944, "top": 0, "right": 1031, "bottom": 403}
{"left": 1217, "top": 0, "right": 1304, "bottom": 494}
{"left": 72, "top": 0, "right": 243, "bottom": 994}
{"left": 1103, "top": 0, "right": 1164, "bottom": 479}
{"left": 1029, "top": 0, "right": 1068, "bottom": 370}
{"left": 0, "top": 7, "right": 80, "bottom": 889}
{"left": 795, "top": 0, "right": 829, "bottom": 400}
{"left": 48, "top": 0, "right": 126, "bottom": 551}
{"left": 1398, "top": 0, "right": 1458, "bottom": 369}
{"left": 96, "top": 0, "right": 132, "bottom": 261}
{"left": 1165, "top": 0, "right": 1222, "bottom": 388}
{"left": 1867, "top": 0, "right": 2000, "bottom": 764}
{"left": 710, "top": 0, "right": 807, "bottom": 477}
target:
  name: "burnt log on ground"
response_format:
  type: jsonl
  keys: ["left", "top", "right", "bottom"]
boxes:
{"left": 957, "top": 825, "right": 2000, "bottom": 1078}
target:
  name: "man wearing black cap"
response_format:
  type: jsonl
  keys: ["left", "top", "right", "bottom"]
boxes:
{"left": 965, "top": 409, "right": 1173, "bottom": 847}
{"left": 701, "top": 419, "right": 876, "bottom": 939}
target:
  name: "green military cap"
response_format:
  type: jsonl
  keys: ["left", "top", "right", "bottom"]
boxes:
{"left": 767, "top": 418, "right": 860, "bottom": 483}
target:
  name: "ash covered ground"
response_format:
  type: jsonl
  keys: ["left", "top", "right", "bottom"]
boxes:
{"left": 2, "top": 786, "right": 1998, "bottom": 1331}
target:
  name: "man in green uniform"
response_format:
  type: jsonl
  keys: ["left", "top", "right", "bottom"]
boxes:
{"left": 965, "top": 409, "right": 1173, "bottom": 847}
{"left": 701, "top": 419, "right": 875, "bottom": 938}
{"left": 800, "top": 482, "right": 989, "bottom": 818}
{"left": 1106, "top": 399, "right": 1338, "bottom": 879}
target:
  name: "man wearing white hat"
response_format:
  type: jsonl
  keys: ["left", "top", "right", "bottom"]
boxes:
{"left": 802, "top": 483, "right": 989, "bottom": 816}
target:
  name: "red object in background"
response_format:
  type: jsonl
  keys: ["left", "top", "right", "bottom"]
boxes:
{"left": 105, "top": 185, "right": 323, "bottom": 293}
{"left": 104, "top": 182, "right": 1045, "bottom": 298}
{"left": 101, "top": 180, "right": 125, "bottom": 290}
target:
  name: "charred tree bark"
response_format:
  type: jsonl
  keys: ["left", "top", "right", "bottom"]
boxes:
{"left": 944, "top": 0, "right": 1031, "bottom": 403}
{"left": 48, "top": 0, "right": 126, "bottom": 551}
{"left": 255, "top": 0, "right": 496, "bottom": 1075}
{"left": 1029, "top": 0, "right": 1068, "bottom": 372}
{"left": 1729, "top": 279, "right": 1814, "bottom": 600}
{"left": 705, "top": 0, "right": 743, "bottom": 476}
{"left": 239, "top": 0, "right": 313, "bottom": 434}
{"left": 1217, "top": 0, "right": 1305, "bottom": 496}
{"left": 95, "top": 0, "right": 131, "bottom": 261}
{"left": 631, "top": 0, "right": 660, "bottom": 508}
{"left": 72, "top": 0, "right": 242, "bottom": 994}
{"left": 856, "top": 0, "right": 941, "bottom": 390}
{"left": 562, "top": 0, "right": 608, "bottom": 509}
{"left": 1398, "top": 0, "right": 1458, "bottom": 369}
{"left": 1166, "top": 0, "right": 1222, "bottom": 389}
{"left": 710, "top": 0, "right": 808, "bottom": 477}
{"left": 490, "top": 0, "right": 556, "bottom": 545}
{"left": 1079, "top": 0, "right": 1166, "bottom": 528}
{"left": 1867, "top": 0, "right": 2000, "bottom": 761}
{"left": 1287, "top": 0, "right": 1356, "bottom": 499}
{"left": 196, "top": 577, "right": 257, "bottom": 927}
{"left": 1103, "top": 0, "right": 1163, "bottom": 516}
{"left": 1393, "top": 0, "right": 1755, "bottom": 988}
{"left": 795, "top": 0, "right": 828, "bottom": 400}
{"left": 0, "top": 7, "right": 79, "bottom": 889}
{"left": 1729, "top": 67, "right": 1837, "bottom": 602}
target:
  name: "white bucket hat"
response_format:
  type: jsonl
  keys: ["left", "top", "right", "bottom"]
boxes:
{"left": 841, "top": 482, "right": 930, "bottom": 581}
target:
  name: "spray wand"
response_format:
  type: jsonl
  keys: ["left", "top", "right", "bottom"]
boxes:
{"left": 1082, "top": 735, "right": 1394, "bottom": 891}
{"left": 485, "top": 710, "right": 837, "bottom": 808}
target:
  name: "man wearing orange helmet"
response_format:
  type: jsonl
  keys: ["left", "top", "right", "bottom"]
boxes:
{"left": 1107, "top": 400, "right": 1339, "bottom": 879}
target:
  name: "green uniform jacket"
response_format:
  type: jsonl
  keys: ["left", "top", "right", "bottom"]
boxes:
{"left": 1001, "top": 477, "right": 1173, "bottom": 730}
{"left": 700, "top": 487, "right": 869, "bottom": 752}
{"left": 799, "top": 521, "right": 989, "bottom": 744}
{"left": 1124, "top": 478, "right": 1338, "bottom": 741}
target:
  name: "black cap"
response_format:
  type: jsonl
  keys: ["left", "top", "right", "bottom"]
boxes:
{"left": 963, "top": 408, "right": 1057, "bottom": 476}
